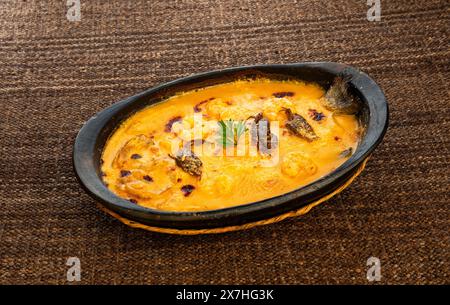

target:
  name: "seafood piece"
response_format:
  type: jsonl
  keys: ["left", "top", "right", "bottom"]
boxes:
{"left": 323, "top": 76, "right": 360, "bottom": 114}
{"left": 281, "top": 108, "right": 318, "bottom": 141}
{"left": 112, "top": 135, "right": 179, "bottom": 198}
{"left": 112, "top": 134, "right": 156, "bottom": 169}
{"left": 281, "top": 152, "right": 317, "bottom": 178}
{"left": 248, "top": 113, "right": 278, "bottom": 154}
{"left": 199, "top": 173, "right": 234, "bottom": 196}
{"left": 169, "top": 148, "right": 203, "bottom": 177}
{"left": 118, "top": 163, "right": 177, "bottom": 199}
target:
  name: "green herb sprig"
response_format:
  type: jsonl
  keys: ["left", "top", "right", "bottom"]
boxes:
{"left": 217, "top": 119, "right": 247, "bottom": 147}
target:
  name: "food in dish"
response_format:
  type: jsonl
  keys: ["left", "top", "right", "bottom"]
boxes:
{"left": 101, "top": 78, "right": 361, "bottom": 211}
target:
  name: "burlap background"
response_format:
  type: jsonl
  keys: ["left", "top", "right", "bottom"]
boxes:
{"left": 0, "top": 0, "right": 448, "bottom": 284}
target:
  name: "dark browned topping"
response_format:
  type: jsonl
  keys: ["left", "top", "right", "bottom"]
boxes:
{"left": 143, "top": 175, "right": 153, "bottom": 182}
{"left": 248, "top": 113, "right": 278, "bottom": 154}
{"left": 340, "top": 147, "right": 353, "bottom": 158}
{"left": 193, "top": 97, "right": 215, "bottom": 112}
{"left": 251, "top": 112, "right": 264, "bottom": 124}
{"left": 129, "top": 199, "right": 138, "bottom": 204}
{"left": 272, "top": 91, "right": 295, "bottom": 98}
{"left": 194, "top": 100, "right": 208, "bottom": 112}
{"left": 184, "top": 139, "right": 206, "bottom": 150}
{"left": 169, "top": 149, "right": 203, "bottom": 177}
{"left": 100, "top": 171, "right": 106, "bottom": 177}
{"left": 334, "top": 136, "right": 341, "bottom": 141}
{"left": 131, "top": 153, "right": 142, "bottom": 159}
{"left": 324, "top": 76, "right": 360, "bottom": 114}
{"left": 164, "top": 116, "right": 182, "bottom": 132}
{"left": 282, "top": 108, "right": 318, "bottom": 141}
{"left": 308, "top": 109, "right": 325, "bottom": 121}
{"left": 181, "top": 185, "right": 195, "bottom": 196}
{"left": 120, "top": 170, "right": 131, "bottom": 177}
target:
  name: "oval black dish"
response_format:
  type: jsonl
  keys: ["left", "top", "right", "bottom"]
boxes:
{"left": 73, "top": 62, "right": 388, "bottom": 234}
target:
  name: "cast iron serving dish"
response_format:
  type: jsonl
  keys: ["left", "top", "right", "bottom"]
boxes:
{"left": 73, "top": 62, "right": 388, "bottom": 234}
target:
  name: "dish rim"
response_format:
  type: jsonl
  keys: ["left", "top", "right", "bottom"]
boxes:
{"left": 73, "top": 62, "right": 389, "bottom": 229}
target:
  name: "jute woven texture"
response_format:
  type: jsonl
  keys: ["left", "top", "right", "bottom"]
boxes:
{"left": 0, "top": 0, "right": 448, "bottom": 284}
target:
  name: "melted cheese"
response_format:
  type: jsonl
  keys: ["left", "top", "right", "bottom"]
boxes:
{"left": 101, "top": 79, "right": 360, "bottom": 211}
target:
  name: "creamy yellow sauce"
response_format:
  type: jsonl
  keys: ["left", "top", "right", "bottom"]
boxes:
{"left": 101, "top": 79, "right": 360, "bottom": 211}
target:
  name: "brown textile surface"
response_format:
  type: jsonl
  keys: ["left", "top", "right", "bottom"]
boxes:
{"left": 0, "top": 0, "right": 448, "bottom": 284}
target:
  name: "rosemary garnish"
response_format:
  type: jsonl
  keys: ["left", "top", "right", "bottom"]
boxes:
{"left": 217, "top": 119, "right": 247, "bottom": 147}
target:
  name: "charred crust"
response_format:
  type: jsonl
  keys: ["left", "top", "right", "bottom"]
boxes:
{"left": 272, "top": 91, "right": 295, "bottom": 98}
{"left": 181, "top": 185, "right": 195, "bottom": 197}
{"left": 165, "top": 116, "right": 182, "bottom": 132}
{"left": 169, "top": 149, "right": 203, "bottom": 177}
